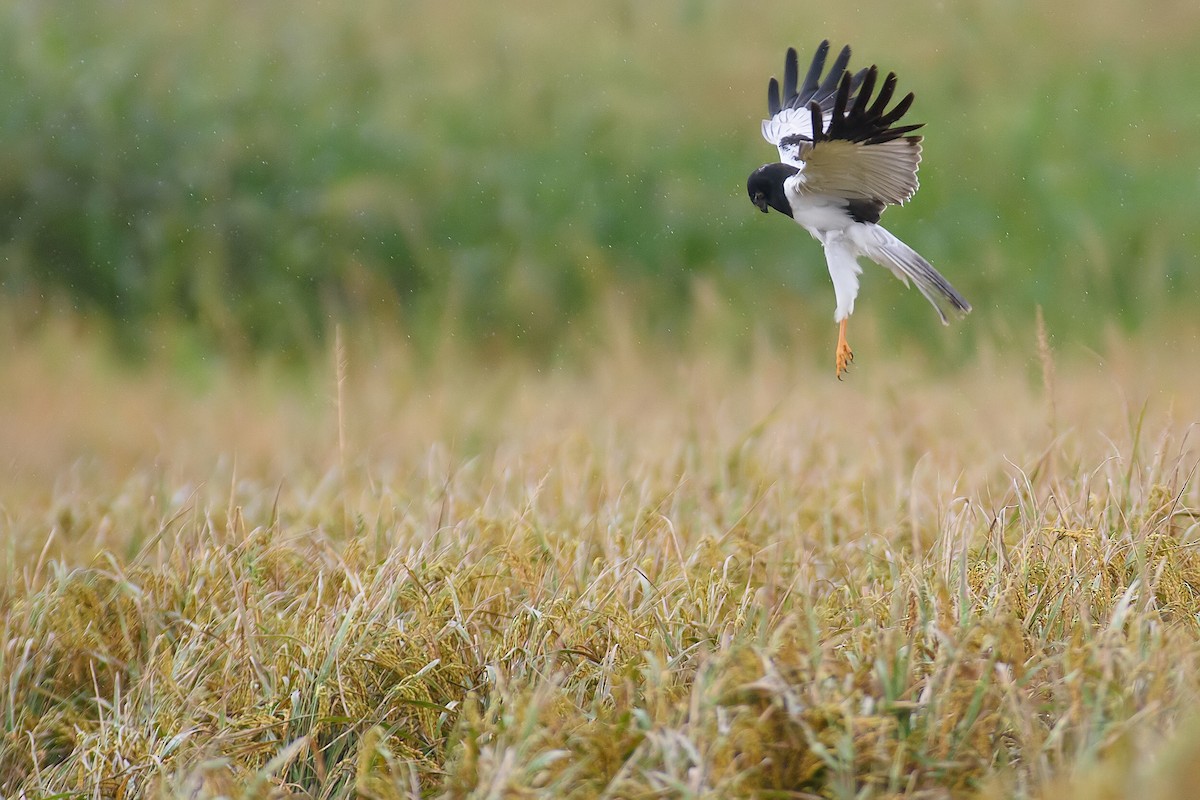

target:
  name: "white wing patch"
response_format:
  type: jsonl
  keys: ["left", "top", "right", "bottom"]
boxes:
{"left": 761, "top": 108, "right": 830, "bottom": 167}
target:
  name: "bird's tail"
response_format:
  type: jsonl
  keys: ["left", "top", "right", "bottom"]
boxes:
{"left": 859, "top": 226, "right": 971, "bottom": 325}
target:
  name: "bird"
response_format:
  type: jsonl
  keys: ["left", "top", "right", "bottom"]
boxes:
{"left": 747, "top": 41, "right": 970, "bottom": 379}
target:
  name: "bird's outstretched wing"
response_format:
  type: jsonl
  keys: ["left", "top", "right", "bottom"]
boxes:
{"left": 760, "top": 41, "right": 869, "bottom": 167}
{"left": 760, "top": 43, "right": 925, "bottom": 214}
{"left": 794, "top": 67, "right": 925, "bottom": 208}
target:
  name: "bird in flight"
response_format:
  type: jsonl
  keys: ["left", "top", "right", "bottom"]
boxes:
{"left": 747, "top": 41, "right": 970, "bottom": 379}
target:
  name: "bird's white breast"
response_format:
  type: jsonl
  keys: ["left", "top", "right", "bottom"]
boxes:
{"left": 783, "top": 176, "right": 856, "bottom": 243}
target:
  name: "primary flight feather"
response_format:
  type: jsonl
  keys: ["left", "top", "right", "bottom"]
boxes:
{"left": 747, "top": 41, "right": 970, "bottom": 378}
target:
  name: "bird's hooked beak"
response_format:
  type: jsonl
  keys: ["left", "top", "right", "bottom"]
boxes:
{"left": 752, "top": 192, "right": 768, "bottom": 213}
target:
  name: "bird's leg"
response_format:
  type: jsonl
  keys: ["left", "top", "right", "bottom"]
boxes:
{"left": 834, "top": 318, "right": 854, "bottom": 379}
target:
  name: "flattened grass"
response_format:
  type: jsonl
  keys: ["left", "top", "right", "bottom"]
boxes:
{"left": 3, "top": 325, "right": 1200, "bottom": 797}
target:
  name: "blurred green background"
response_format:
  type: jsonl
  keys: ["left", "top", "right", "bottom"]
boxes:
{"left": 1, "top": 0, "right": 1196, "bottom": 359}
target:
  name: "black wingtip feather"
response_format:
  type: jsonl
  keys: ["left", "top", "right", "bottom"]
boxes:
{"left": 817, "top": 60, "right": 923, "bottom": 146}
{"left": 878, "top": 92, "right": 915, "bottom": 127}
{"left": 832, "top": 72, "right": 852, "bottom": 122}
{"left": 867, "top": 73, "right": 898, "bottom": 118}
{"left": 820, "top": 45, "right": 852, "bottom": 97}
{"left": 800, "top": 40, "right": 831, "bottom": 99}
{"left": 808, "top": 101, "right": 824, "bottom": 142}
{"left": 783, "top": 48, "right": 799, "bottom": 104}
{"left": 768, "top": 77, "right": 780, "bottom": 117}
{"left": 852, "top": 67, "right": 877, "bottom": 116}
{"left": 847, "top": 67, "right": 869, "bottom": 97}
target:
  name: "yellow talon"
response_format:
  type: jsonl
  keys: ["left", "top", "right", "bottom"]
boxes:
{"left": 835, "top": 318, "right": 854, "bottom": 380}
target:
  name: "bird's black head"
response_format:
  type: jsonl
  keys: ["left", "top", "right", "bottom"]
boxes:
{"left": 747, "top": 163, "right": 800, "bottom": 217}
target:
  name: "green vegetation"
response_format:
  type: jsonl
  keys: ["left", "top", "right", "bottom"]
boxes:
{"left": 1, "top": 0, "right": 1197, "bottom": 354}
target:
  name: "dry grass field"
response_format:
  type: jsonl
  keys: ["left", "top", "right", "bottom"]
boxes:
{"left": 4, "top": 320, "right": 1200, "bottom": 798}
